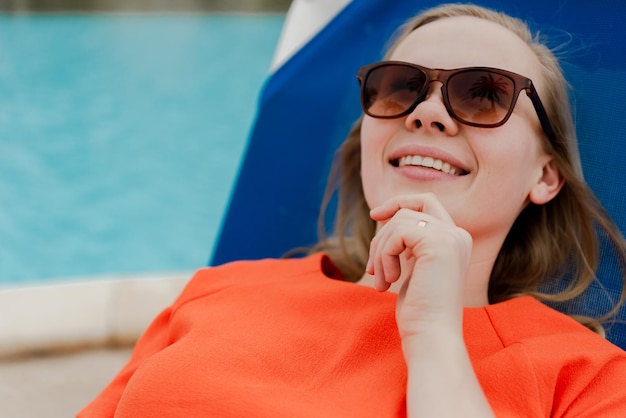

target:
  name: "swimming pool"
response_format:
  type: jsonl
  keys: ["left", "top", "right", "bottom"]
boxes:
{"left": 0, "top": 14, "right": 284, "bottom": 285}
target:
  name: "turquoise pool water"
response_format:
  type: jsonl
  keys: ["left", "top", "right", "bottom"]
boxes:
{"left": 0, "top": 14, "right": 284, "bottom": 285}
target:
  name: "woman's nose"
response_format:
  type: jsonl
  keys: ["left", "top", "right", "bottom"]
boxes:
{"left": 404, "top": 83, "right": 459, "bottom": 136}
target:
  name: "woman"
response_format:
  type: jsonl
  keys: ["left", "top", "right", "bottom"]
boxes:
{"left": 79, "top": 4, "right": 626, "bottom": 417}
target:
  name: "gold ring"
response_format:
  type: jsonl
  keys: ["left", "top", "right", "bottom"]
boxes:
{"left": 417, "top": 220, "right": 428, "bottom": 228}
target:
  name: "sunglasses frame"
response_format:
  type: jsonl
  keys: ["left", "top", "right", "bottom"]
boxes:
{"left": 357, "top": 61, "right": 555, "bottom": 140}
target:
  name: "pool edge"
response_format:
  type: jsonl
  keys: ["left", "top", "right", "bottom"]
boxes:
{"left": 0, "top": 273, "right": 190, "bottom": 359}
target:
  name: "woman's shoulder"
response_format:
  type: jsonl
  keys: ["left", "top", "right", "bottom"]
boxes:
{"left": 476, "top": 296, "right": 626, "bottom": 367}
{"left": 171, "top": 253, "right": 337, "bottom": 307}
{"left": 469, "top": 297, "right": 626, "bottom": 415}
{"left": 480, "top": 296, "right": 616, "bottom": 348}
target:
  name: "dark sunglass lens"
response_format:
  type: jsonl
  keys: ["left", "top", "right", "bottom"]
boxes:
{"left": 363, "top": 65, "right": 426, "bottom": 117}
{"left": 447, "top": 70, "right": 515, "bottom": 125}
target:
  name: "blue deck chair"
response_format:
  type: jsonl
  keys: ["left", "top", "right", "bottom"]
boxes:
{"left": 212, "top": 0, "right": 626, "bottom": 349}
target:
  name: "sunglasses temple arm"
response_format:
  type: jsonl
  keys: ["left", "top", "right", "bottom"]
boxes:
{"left": 526, "top": 87, "right": 556, "bottom": 141}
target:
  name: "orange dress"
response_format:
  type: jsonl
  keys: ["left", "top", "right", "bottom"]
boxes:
{"left": 78, "top": 254, "right": 626, "bottom": 417}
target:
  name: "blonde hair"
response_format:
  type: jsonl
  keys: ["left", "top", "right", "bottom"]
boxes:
{"left": 311, "top": 3, "right": 626, "bottom": 330}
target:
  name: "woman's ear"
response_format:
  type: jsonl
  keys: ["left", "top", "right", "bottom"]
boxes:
{"left": 529, "top": 159, "right": 564, "bottom": 205}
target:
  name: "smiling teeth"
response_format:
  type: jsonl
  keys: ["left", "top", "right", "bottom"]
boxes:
{"left": 398, "top": 155, "right": 458, "bottom": 175}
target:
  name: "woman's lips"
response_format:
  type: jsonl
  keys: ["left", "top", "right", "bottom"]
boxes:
{"left": 391, "top": 154, "right": 468, "bottom": 176}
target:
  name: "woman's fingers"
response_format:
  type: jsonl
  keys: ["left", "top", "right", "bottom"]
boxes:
{"left": 370, "top": 193, "right": 454, "bottom": 225}
{"left": 367, "top": 193, "right": 458, "bottom": 287}
{"left": 368, "top": 208, "right": 431, "bottom": 289}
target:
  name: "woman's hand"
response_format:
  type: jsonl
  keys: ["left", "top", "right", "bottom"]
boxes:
{"left": 365, "top": 193, "right": 472, "bottom": 340}
{"left": 366, "top": 193, "right": 493, "bottom": 417}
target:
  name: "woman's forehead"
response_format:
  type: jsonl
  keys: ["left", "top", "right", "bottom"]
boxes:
{"left": 390, "top": 16, "right": 542, "bottom": 82}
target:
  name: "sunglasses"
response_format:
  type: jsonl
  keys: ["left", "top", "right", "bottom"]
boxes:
{"left": 357, "top": 61, "right": 555, "bottom": 139}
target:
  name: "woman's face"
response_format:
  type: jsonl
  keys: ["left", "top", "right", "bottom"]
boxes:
{"left": 360, "top": 16, "right": 558, "bottom": 242}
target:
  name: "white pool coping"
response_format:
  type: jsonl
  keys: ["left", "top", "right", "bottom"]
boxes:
{"left": 0, "top": 273, "right": 191, "bottom": 358}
